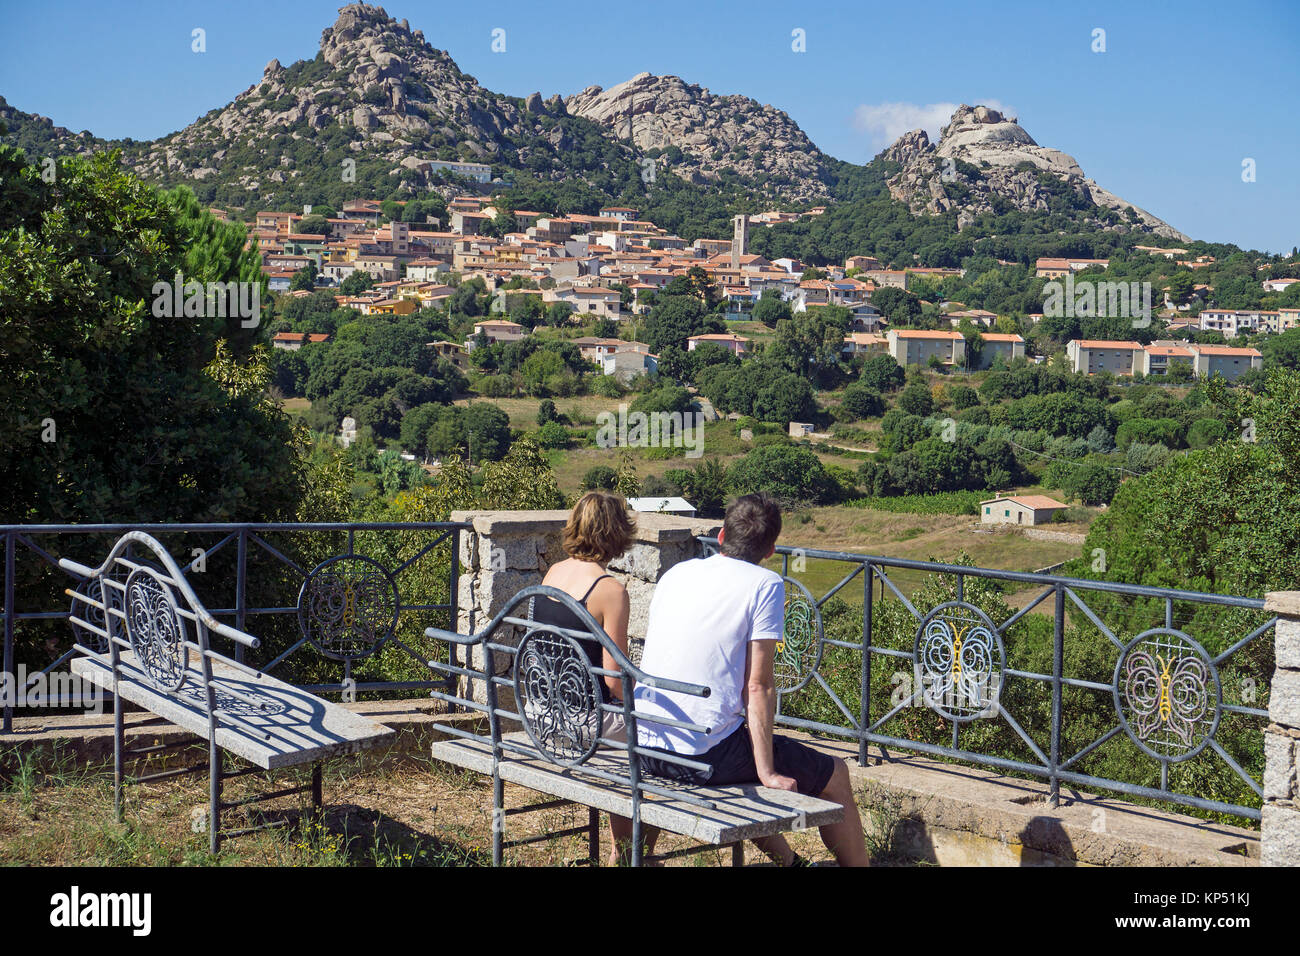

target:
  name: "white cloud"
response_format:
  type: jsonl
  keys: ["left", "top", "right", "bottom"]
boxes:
{"left": 852, "top": 99, "right": 1016, "bottom": 149}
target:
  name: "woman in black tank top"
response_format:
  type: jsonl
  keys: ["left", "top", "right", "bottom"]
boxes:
{"left": 530, "top": 574, "right": 617, "bottom": 703}
{"left": 538, "top": 490, "right": 634, "bottom": 707}
{"left": 536, "top": 491, "right": 658, "bottom": 864}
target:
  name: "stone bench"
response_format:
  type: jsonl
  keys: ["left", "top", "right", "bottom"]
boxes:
{"left": 61, "top": 531, "right": 393, "bottom": 853}
{"left": 424, "top": 585, "right": 842, "bottom": 866}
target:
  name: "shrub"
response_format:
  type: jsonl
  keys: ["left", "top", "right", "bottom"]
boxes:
{"left": 477, "top": 374, "right": 514, "bottom": 397}
{"left": 949, "top": 384, "right": 980, "bottom": 409}
{"left": 581, "top": 465, "right": 617, "bottom": 490}
{"left": 535, "top": 420, "right": 570, "bottom": 449}
{"left": 1187, "top": 417, "right": 1229, "bottom": 449}
{"left": 839, "top": 383, "right": 884, "bottom": 420}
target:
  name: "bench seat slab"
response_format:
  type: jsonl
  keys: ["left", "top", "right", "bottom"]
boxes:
{"left": 73, "top": 652, "right": 394, "bottom": 770}
{"left": 431, "top": 734, "right": 843, "bottom": 845}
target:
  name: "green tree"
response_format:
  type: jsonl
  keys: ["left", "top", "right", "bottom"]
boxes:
{"left": 0, "top": 149, "right": 303, "bottom": 522}
{"left": 1187, "top": 417, "right": 1229, "bottom": 449}
{"left": 1263, "top": 328, "right": 1300, "bottom": 370}
{"left": 536, "top": 420, "right": 569, "bottom": 448}
{"left": 1076, "top": 369, "right": 1300, "bottom": 596}
{"left": 728, "top": 445, "right": 837, "bottom": 507}
{"left": 751, "top": 289, "right": 793, "bottom": 327}
{"left": 870, "top": 287, "right": 922, "bottom": 326}
{"left": 289, "top": 262, "right": 319, "bottom": 291}
{"left": 670, "top": 459, "right": 729, "bottom": 517}
{"left": 1067, "top": 462, "right": 1122, "bottom": 505}
{"left": 642, "top": 294, "right": 722, "bottom": 354}
{"left": 480, "top": 436, "right": 566, "bottom": 510}
{"left": 297, "top": 215, "right": 330, "bottom": 236}
{"left": 773, "top": 306, "right": 851, "bottom": 381}
{"left": 464, "top": 402, "right": 512, "bottom": 463}
{"left": 859, "top": 353, "right": 905, "bottom": 392}
{"left": 339, "top": 270, "right": 374, "bottom": 296}
{"left": 897, "top": 378, "right": 935, "bottom": 416}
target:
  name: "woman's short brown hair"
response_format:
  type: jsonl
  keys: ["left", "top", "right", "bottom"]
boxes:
{"left": 562, "top": 491, "right": 636, "bottom": 564}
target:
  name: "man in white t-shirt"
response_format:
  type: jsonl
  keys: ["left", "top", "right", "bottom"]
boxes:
{"left": 634, "top": 493, "right": 868, "bottom": 867}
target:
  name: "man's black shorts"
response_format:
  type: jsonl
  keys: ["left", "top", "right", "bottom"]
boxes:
{"left": 639, "top": 724, "right": 836, "bottom": 797}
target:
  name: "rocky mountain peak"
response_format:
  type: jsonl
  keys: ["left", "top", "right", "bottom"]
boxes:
{"left": 880, "top": 103, "right": 1186, "bottom": 240}
{"left": 324, "top": 3, "right": 406, "bottom": 43}
{"left": 881, "top": 128, "right": 932, "bottom": 166}
{"left": 564, "top": 72, "right": 832, "bottom": 202}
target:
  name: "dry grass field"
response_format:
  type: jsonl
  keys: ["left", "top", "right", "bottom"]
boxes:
{"left": 0, "top": 742, "right": 906, "bottom": 867}
{"left": 452, "top": 394, "right": 626, "bottom": 429}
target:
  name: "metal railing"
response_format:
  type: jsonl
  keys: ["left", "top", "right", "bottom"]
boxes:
{"left": 2, "top": 521, "right": 470, "bottom": 733}
{"left": 698, "top": 537, "right": 1274, "bottom": 822}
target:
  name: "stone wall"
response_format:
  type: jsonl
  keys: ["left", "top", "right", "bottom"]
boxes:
{"left": 448, "top": 509, "right": 720, "bottom": 700}
{"left": 1263, "top": 591, "right": 1300, "bottom": 866}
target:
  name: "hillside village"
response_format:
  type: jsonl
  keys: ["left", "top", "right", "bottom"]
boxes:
{"left": 250, "top": 195, "right": 1276, "bottom": 383}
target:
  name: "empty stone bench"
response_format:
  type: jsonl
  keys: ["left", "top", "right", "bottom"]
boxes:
{"left": 61, "top": 531, "right": 394, "bottom": 853}
{"left": 424, "top": 585, "right": 842, "bottom": 866}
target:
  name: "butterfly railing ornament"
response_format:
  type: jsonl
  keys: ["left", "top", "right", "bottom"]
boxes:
{"left": 698, "top": 536, "right": 1274, "bottom": 823}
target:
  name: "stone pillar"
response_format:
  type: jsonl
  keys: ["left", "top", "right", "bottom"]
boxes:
{"left": 449, "top": 509, "right": 721, "bottom": 702}
{"left": 1263, "top": 591, "right": 1300, "bottom": 866}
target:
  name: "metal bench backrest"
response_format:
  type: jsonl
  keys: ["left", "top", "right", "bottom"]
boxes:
{"left": 425, "top": 585, "right": 719, "bottom": 802}
{"left": 61, "top": 531, "right": 265, "bottom": 735}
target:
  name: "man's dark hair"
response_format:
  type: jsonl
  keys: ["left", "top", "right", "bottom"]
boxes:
{"left": 720, "top": 493, "right": 782, "bottom": 564}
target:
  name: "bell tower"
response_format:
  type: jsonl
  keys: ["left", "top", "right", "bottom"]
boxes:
{"left": 730, "top": 214, "right": 750, "bottom": 271}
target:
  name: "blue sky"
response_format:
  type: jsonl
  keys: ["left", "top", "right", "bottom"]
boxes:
{"left": 2, "top": 0, "right": 1296, "bottom": 253}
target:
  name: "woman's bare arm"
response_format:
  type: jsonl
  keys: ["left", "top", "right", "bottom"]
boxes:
{"left": 589, "top": 578, "right": 631, "bottom": 701}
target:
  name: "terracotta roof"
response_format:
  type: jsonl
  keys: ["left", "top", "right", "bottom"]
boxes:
{"left": 980, "top": 494, "right": 1067, "bottom": 510}
{"left": 892, "top": 330, "right": 964, "bottom": 340}
{"left": 1193, "top": 346, "right": 1261, "bottom": 357}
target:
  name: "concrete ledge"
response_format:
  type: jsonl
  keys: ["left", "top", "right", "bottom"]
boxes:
{"left": 1264, "top": 591, "right": 1300, "bottom": 619}
{"left": 450, "top": 509, "right": 720, "bottom": 544}
{"left": 800, "top": 735, "right": 1259, "bottom": 867}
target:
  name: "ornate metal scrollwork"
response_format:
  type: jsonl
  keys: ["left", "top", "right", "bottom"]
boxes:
{"left": 775, "top": 577, "right": 823, "bottom": 695}
{"left": 123, "top": 567, "right": 189, "bottom": 692}
{"left": 914, "top": 601, "right": 1004, "bottom": 722}
{"left": 513, "top": 628, "right": 602, "bottom": 767}
{"left": 1114, "top": 628, "right": 1220, "bottom": 762}
{"left": 297, "top": 555, "right": 400, "bottom": 661}
{"left": 70, "top": 564, "right": 128, "bottom": 655}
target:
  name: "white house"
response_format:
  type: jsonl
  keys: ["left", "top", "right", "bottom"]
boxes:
{"left": 627, "top": 496, "right": 696, "bottom": 517}
{"left": 980, "top": 495, "right": 1068, "bottom": 526}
